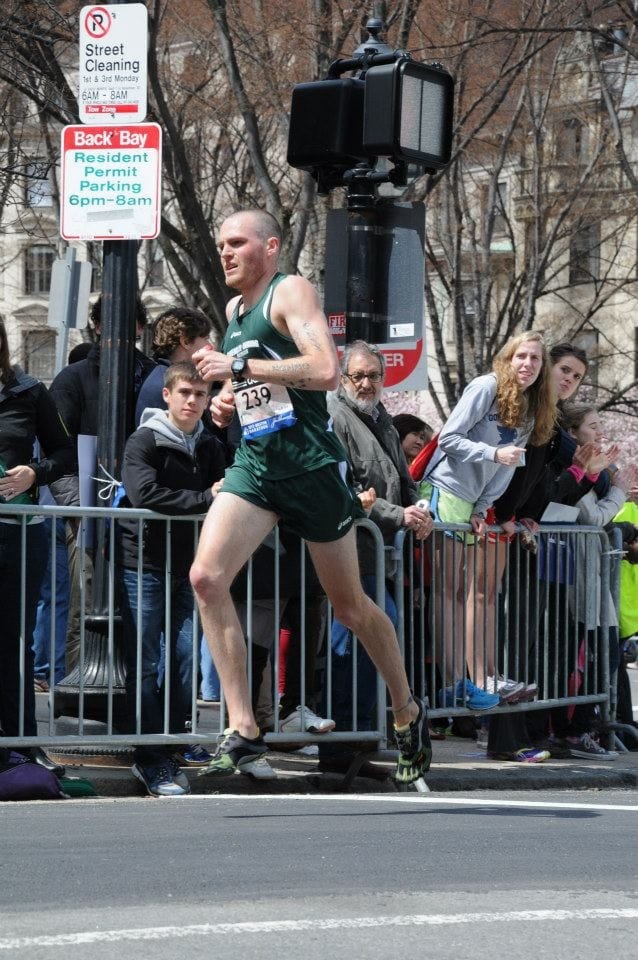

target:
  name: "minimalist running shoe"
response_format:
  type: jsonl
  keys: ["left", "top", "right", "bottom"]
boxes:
{"left": 240, "top": 756, "right": 277, "bottom": 780}
{"left": 173, "top": 744, "right": 213, "bottom": 766}
{"left": 279, "top": 705, "right": 336, "bottom": 734}
{"left": 132, "top": 762, "right": 190, "bottom": 797}
{"left": 486, "top": 675, "right": 526, "bottom": 703}
{"left": 487, "top": 748, "right": 550, "bottom": 763}
{"left": 567, "top": 733, "right": 618, "bottom": 760}
{"left": 197, "top": 729, "right": 268, "bottom": 777}
{"left": 438, "top": 679, "right": 500, "bottom": 711}
{"left": 393, "top": 696, "right": 432, "bottom": 784}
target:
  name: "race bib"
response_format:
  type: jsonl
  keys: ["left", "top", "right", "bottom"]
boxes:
{"left": 234, "top": 379, "right": 297, "bottom": 439}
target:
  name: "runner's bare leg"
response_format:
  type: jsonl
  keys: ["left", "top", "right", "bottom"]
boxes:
{"left": 307, "top": 529, "right": 418, "bottom": 727}
{"left": 190, "top": 492, "right": 278, "bottom": 738}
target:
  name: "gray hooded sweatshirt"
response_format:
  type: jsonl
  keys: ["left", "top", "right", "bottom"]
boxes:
{"left": 425, "top": 374, "right": 533, "bottom": 517}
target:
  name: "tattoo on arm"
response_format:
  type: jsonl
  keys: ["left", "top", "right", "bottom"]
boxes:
{"left": 270, "top": 358, "right": 312, "bottom": 388}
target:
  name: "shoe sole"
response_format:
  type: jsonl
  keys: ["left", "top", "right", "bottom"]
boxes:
{"left": 569, "top": 749, "right": 617, "bottom": 760}
{"left": 197, "top": 747, "right": 268, "bottom": 778}
{"left": 280, "top": 721, "right": 336, "bottom": 734}
{"left": 240, "top": 760, "right": 277, "bottom": 780}
{"left": 466, "top": 700, "right": 501, "bottom": 711}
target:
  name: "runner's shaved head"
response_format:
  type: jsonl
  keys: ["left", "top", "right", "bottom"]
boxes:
{"left": 222, "top": 209, "right": 282, "bottom": 246}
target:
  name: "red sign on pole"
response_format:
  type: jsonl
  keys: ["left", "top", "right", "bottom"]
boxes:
{"left": 60, "top": 123, "right": 162, "bottom": 240}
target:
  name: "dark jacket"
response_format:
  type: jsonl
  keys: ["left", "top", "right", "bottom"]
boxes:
{"left": 49, "top": 343, "right": 156, "bottom": 505}
{"left": 117, "top": 410, "right": 226, "bottom": 575}
{"left": 493, "top": 427, "right": 597, "bottom": 523}
{"left": 0, "top": 366, "right": 74, "bottom": 496}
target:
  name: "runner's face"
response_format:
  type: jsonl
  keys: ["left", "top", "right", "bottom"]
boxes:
{"left": 163, "top": 379, "right": 209, "bottom": 432}
{"left": 551, "top": 355, "right": 588, "bottom": 401}
{"left": 217, "top": 215, "right": 275, "bottom": 291}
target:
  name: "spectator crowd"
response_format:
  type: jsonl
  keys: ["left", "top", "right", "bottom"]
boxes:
{"left": 1, "top": 210, "right": 637, "bottom": 797}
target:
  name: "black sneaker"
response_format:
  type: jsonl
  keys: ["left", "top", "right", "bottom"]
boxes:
{"left": 197, "top": 729, "right": 268, "bottom": 777}
{"left": 393, "top": 697, "right": 432, "bottom": 784}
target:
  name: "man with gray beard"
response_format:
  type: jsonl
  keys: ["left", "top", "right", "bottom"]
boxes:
{"left": 318, "top": 340, "right": 433, "bottom": 777}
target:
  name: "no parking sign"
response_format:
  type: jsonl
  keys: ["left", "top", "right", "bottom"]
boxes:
{"left": 78, "top": 3, "right": 148, "bottom": 124}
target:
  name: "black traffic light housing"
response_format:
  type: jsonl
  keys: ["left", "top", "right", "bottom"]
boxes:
{"left": 287, "top": 46, "right": 454, "bottom": 192}
{"left": 363, "top": 59, "right": 454, "bottom": 169}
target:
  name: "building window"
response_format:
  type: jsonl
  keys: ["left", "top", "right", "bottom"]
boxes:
{"left": 573, "top": 328, "right": 599, "bottom": 388}
{"left": 24, "top": 244, "right": 55, "bottom": 295}
{"left": 493, "top": 182, "right": 508, "bottom": 237}
{"left": 569, "top": 223, "right": 600, "bottom": 284}
{"left": 557, "top": 118, "right": 588, "bottom": 164}
{"left": 24, "top": 161, "right": 54, "bottom": 208}
{"left": 23, "top": 329, "right": 56, "bottom": 383}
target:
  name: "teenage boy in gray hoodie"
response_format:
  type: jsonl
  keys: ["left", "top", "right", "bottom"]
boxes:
{"left": 117, "top": 362, "right": 226, "bottom": 797}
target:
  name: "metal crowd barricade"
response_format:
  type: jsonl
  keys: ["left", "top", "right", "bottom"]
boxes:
{"left": 392, "top": 520, "right": 621, "bottom": 730}
{"left": 2, "top": 499, "right": 622, "bottom": 756}
{"left": 2, "top": 502, "right": 388, "bottom": 754}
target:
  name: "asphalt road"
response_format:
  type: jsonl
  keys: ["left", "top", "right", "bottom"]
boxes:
{"left": 1, "top": 790, "right": 637, "bottom": 959}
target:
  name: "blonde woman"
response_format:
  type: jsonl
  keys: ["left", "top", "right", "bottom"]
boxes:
{"left": 419, "top": 332, "right": 557, "bottom": 709}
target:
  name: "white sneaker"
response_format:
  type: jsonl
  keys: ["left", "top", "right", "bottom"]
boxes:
{"left": 240, "top": 756, "right": 277, "bottom": 780}
{"left": 486, "top": 675, "right": 526, "bottom": 703}
{"left": 279, "top": 705, "right": 336, "bottom": 734}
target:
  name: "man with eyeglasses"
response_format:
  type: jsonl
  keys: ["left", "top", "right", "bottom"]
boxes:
{"left": 318, "top": 341, "right": 434, "bottom": 777}
{"left": 190, "top": 208, "right": 433, "bottom": 785}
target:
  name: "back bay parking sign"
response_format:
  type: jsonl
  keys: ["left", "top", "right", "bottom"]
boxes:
{"left": 60, "top": 123, "right": 162, "bottom": 240}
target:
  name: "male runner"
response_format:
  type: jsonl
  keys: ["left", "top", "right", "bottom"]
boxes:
{"left": 190, "top": 208, "right": 432, "bottom": 784}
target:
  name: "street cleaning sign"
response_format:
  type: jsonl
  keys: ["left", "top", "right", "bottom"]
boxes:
{"left": 78, "top": 4, "right": 148, "bottom": 124}
{"left": 60, "top": 123, "right": 162, "bottom": 240}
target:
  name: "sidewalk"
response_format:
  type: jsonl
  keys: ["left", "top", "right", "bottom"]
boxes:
{"left": 38, "top": 697, "right": 638, "bottom": 797}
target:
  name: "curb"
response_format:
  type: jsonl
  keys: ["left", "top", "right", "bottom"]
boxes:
{"left": 52, "top": 751, "right": 638, "bottom": 799}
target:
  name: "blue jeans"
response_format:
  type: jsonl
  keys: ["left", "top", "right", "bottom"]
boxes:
{"left": 32, "top": 518, "right": 69, "bottom": 684}
{"left": 118, "top": 567, "right": 197, "bottom": 764}
{"left": 0, "top": 521, "right": 47, "bottom": 737}
{"left": 320, "top": 575, "right": 397, "bottom": 760}
{"left": 199, "top": 636, "right": 221, "bottom": 700}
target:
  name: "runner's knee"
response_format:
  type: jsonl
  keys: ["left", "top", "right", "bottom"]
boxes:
{"left": 189, "top": 560, "right": 228, "bottom": 602}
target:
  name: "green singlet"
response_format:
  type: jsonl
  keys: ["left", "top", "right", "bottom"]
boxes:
{"left": 221, "top": 272, "right": 346, "bottom": 481}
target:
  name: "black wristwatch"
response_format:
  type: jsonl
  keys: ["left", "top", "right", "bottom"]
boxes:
{"left": 231, "top": 356, "right": 247, "bottom": 381}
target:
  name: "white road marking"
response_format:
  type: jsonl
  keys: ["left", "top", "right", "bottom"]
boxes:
{"left": 1, "top": 909, "right": 637, "bottom": 950}
{"left": 85, "top": 792, "right": 638, "bottom": 812}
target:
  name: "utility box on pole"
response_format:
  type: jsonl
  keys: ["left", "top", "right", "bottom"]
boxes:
{"left": 324, "top": 200, "right": 427, "bottom": 389}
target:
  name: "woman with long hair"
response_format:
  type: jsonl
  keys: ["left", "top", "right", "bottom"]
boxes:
{"left": 418, "top": 331, "right": 557, "bottom": 710}
{"left": 0, "top": 318, "right": 73, "bottom": 760}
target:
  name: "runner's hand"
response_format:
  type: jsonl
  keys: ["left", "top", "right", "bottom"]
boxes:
{"left": 209, "top": 389, "right": 236, "bottom": 428}
{"left": 358, "top": 487, "right": 377, "bottom": 512}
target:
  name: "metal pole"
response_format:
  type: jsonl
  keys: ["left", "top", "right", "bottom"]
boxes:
{"left": 345, "top": 170, "right": 380, "bottom": 344}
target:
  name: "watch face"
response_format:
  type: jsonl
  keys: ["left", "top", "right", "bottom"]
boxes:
{"left": 232, "top": 358, "right": 246, "bottom": 377}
